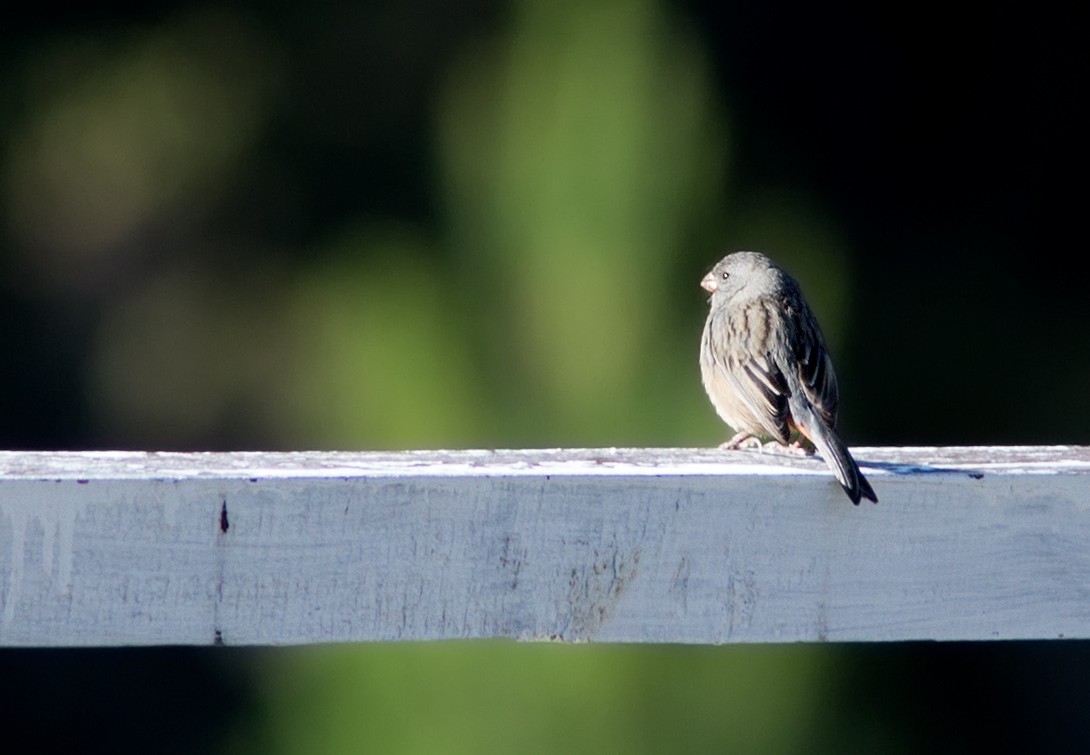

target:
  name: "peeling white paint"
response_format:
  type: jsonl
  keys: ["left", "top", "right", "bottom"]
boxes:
{"left": 0, "top": 446, "right": 1086, "bottom": 481}
{"left": 0, "top": 483, "right": 88, "bottom": 624}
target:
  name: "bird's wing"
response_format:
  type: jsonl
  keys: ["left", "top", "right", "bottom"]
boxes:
{"left": 787, "top": 299, "right": 839, "bottom": 428}
{"left": 703, "top": 295, "right": 793, "bottom": 444}
{"left": 729, "top": 353, "right": 792, "bottom": 443}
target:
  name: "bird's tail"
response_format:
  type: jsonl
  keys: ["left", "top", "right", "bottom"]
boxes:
{"left": 805, "top": 421, "right": 878, "bottom": 505}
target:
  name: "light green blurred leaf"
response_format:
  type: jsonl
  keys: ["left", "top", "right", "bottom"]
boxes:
{"left": 277, "top": 225, "right": 489, "bottom": 448}
{"left": 438, "top": 0, "right": 726, "bottom": 443}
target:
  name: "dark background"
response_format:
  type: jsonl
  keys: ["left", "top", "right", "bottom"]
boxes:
{"left": 2, "top": 1, "right": 1088, "bottom": 752}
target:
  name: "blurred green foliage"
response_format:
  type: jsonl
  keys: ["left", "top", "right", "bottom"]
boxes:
{"left": 232, "top": 642, "right": 848, "bottom": 755}
{"left": 437, "top": 0, "right": 726, "bottom": 444}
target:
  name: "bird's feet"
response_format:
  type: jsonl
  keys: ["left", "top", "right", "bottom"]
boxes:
{"left": 720, "top": 434, "right": 816, "bottom": 456}
{"left": 720, "top": 432, "right": 764, "bottom": 451}
{"left": 780, "top": 439, "right": 816, "bottom": 456}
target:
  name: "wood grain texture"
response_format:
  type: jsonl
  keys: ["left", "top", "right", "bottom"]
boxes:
{"left": 0, "top": 447, "right": 1087, "bottom": 646}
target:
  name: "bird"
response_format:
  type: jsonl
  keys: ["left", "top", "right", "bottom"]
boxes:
{"left": 699, "top": 251, "right": 877, "bottom": 504}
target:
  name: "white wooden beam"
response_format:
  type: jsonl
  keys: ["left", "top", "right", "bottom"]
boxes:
{"left": 0, "top": 446, "right": 1087, "bottom": 646}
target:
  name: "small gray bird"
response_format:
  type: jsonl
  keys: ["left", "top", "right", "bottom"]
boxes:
{"left": 699, "top": 251, "right": 877, "bottom": 504}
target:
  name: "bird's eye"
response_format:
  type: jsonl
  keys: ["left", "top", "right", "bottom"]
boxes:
{"left": 720, "top": 271, "right": 729, "bottom": 280}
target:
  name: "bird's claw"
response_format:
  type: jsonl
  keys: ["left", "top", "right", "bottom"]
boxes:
{"left": 721, "top": 432, "right": 764, "bottom": 451}
{"left": 720, "top": 435, "right": 815, "bottom": 456}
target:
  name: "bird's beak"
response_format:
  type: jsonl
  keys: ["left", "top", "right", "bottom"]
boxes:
{"left": 700, "top": 272, "right": 717, "bottom": 293}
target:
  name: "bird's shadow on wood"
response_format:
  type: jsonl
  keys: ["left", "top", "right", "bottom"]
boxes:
{"left": 855, "top": 459, "right": 985, "bottom": 480}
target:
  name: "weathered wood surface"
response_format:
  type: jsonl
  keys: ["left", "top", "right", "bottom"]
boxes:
{"left": 0, "top": 446, "right": 1087, "bottom": 646}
